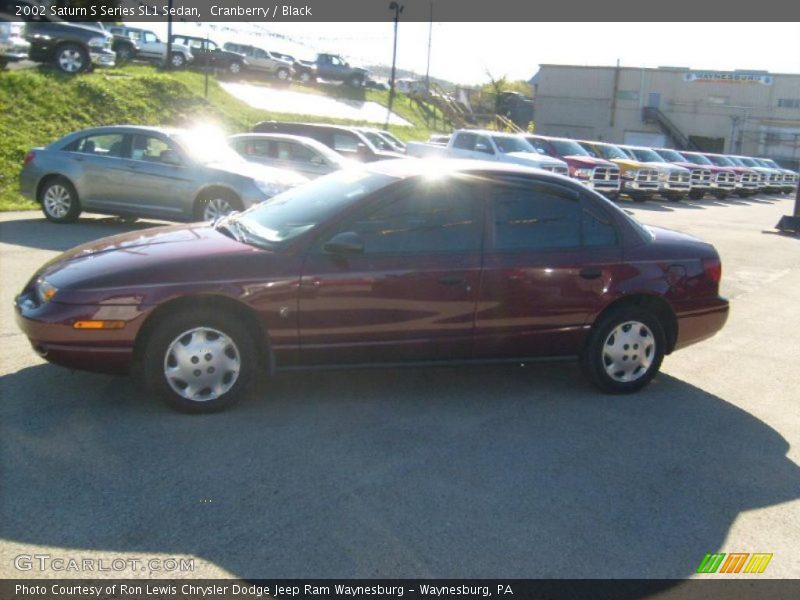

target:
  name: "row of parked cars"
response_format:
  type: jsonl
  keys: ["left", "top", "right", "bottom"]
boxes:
{"left": 19, "top": 122, "right": 409, "bottom": 223}
{"left": 408, "top": 130, "right": 799, "bottom": 202}
{"left": 1, "top": 11, "right": 373, "bottom": 86}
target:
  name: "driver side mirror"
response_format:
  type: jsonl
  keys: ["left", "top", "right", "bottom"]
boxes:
{"left": 323, "top": 231, "right": 364, "bottom": 255}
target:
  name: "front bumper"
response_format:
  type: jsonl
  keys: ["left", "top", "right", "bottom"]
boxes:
{"left": 660, "top": 181, "right": 691, "bottom": 193}
{"left": 622, "top": 180, "right": 659, "bottom": 192}
{"left": 14, "top": 292, "right": 148, "bottom": 374}
{"left": 90, "top": 49, "right": 116, "bottom": 67}
{"left": 579, "top": 178, "right": 621, "bottom": 193}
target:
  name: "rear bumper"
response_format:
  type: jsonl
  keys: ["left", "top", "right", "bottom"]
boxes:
{"left": 673, "top": 298, "right": 729, "bottom": 352}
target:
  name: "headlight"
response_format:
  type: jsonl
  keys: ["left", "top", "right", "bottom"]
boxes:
{"left": 573, "top": 168, "right": 593, "bottom": 179}
{"left": 254, "top": 180, "right": 287, "bottom": 198}
{"left": 35, "top": 279, "right": 58, "bottom": 304}
{"left": 88, "top": 36, "right": 107, "bottom": 49}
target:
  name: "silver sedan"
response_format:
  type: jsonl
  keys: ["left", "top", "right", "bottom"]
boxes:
{"left": 229, "top": 133, "right": 354, "bottom": 179}
{"left": 20, "top": 125, "right": 308, "bottom": 223}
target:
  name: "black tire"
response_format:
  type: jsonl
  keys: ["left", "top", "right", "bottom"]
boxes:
{"left": 348, "top": 74, "right": 364, "bottom": 87}
{"left": 689, "top": 191, "right": 705, "bottom": 200}
{"left": 169, "top": 51, "right": 186, "bottom": 69}
{"left": 39, "top": 176, "right": 82, "bottom": 223}
{"left": 628, "top": 194, "right": 648, "bottom": 203}
{"left": 298, "top": 70, "right": 314, "bottom": 84}
{"left": 54, "top": 43, "right": 89, "bottom": 74}
{"left": 116, "top": 44, "right": 134, "bottom": 63}
{"left": 143, "top": 308, "right": 257, "bottom": 413}
{"left": 712, "top": 192, "right": 728, "bottom": 200}
{"left": 193, "top": 190, "right": 243, "bottom": 222}
{"left": 580, "top": 306, "right": 665, "bottom": 394}
{"left": 664, "top": 193, "right": 684, "bottom": 202}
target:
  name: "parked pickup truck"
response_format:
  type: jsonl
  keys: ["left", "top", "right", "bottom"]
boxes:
{"left": 293, "top": 53, "right": 369, "bottom": 87}
{"left": 407, "top": 130, "right": 569, "bottom": 175}
{"left": 525, "top": 135, "right": 621, "bottom": 198}
{"left": 579, "top": 141, "right": 660, "bottom": 202}
{"left": 620, "top": 145, "right": 692, "bottom": 201}
{"left": 25, "top": 20, "right": 115, "bottom": 73}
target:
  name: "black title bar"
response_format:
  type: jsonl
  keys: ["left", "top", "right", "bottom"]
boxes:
{"left": 2, "top": 0, "right": 800, "bottom": 22}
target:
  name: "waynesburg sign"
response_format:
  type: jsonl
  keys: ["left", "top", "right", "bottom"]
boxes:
{"left": 684, "top": 71, "right": 774, "bottom": 85}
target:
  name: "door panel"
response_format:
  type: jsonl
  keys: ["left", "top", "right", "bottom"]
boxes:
{"left": 298, "top": 178, "right": 484, "bottom": 365}
{"left": 473, "top": 179, "right": 622, "bottom": 358}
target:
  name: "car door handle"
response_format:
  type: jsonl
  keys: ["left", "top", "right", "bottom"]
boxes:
{"left": 579, "top": 267, "right": 603, "bottom": 280}
{"left": 438, "top": 275, "right": 466, "bottom": 285}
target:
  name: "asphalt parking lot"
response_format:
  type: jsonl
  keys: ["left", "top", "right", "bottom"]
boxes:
{"left": 1, "top": 194, "right": 799, "bottom": 580}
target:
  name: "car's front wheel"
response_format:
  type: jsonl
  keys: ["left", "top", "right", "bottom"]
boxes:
{"left": 298, "top": 71, "right": 314, "bottom": 83}
{"left": 40, "top": 177, "right": 82, "bottom": 223}
{"left": 581, "top": 307, "right": 665, "bottom": 394}
{"left": 276, "top": 67, "right": 290, "bottom": 81}
{"left": 228, "top": 61, "right": 243, "bottom": 76}
{"left": 169, "top": 52, "right": 186, "bottom": 69}
{"left": 143, "top": 309, "right": 257, "bottom": 413}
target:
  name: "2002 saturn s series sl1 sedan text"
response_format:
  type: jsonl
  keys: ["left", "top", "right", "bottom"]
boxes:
{"left": 15, "top": 160, "right": 729, "bottom": 413}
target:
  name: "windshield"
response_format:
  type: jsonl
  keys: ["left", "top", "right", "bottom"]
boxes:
{"left": 631, "top": 148, "right": 664, "bottom": 162}
{"left": 758, "top": 158, "right": 779, "bottom": 168}
{"left": 707, "top": 155, "right": 734, "bottom": 167}
{"left": 726, "top": 156, "right": 745, "bottom": 167}
{"left": 551, "top": 139, "right": 590, "bottom": 156}
{"left": 597, "top": 144, "right": 630, "bottom": 160}
{"left": 230, "top": 170, "right": 396, "bottom": 246}
{"left": 682, "top": 153, "right": 712, "bottom": 166}
{"left": 174, "top": 131, "right": 244, "bottom": 164}
{"left": 380, "top": 131, "right": 405, "bottom": 148}
{"left": 492, "top": 136, "right": 533, "bottom": 154}
{"left": 654, "top": 149, "right": 684, "bottom": 162}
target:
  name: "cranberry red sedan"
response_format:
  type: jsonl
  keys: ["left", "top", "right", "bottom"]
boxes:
{"left": 15, "top": 160, "right": 729, "bottom": 413}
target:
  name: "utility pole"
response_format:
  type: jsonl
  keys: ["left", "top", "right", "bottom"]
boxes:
{"left": 165, "top": 0, "right": 173, "bottom": 70}
{"left": 386, "top": 2, "right": 404, "bottom": 130}
{"left": 425, "top": 2, "right": 433, "bottom": 91}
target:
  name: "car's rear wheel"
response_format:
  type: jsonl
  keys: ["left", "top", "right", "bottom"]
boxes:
{"left": 116, "top": 44, "right": 134, "bottom": 63}
{"left": 55, "top": 44, "right": 88, "bottom": 74}
{"left": 348, "top": 74, "right": 364, "bottom": 87}
{"left": 276, "top": 67, "right": 290, "bottom": 81}
{"left": 298, "top": 71, "right": 314, "bottom": 83}
{"left": 195, "top": 191, "right": 243, "bottom": 222}
{"left": 40, "top": 177, "right": 82, "bottom": 223}
{"left": 143, "top": 309, "right": 257, "bottom": 413}
{"left": 228, "top": 61, "right": 243, "bottom": 76}
{"left": 581, "top": 307, "right": 665, "bottom": 394}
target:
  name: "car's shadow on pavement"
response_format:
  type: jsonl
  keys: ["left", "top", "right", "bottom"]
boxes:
{"left": 1, "top": 361, "right": 798, "bottom": 581}
{"left": 0, "top": 217, "right": 167, "bottom": 252}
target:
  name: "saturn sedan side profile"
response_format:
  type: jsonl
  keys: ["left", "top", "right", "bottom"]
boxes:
{"left": 15, "top": 160, "right": 729, "bottom": 413}
{"left": 20, "top": 125, "right": 308, "bottom": 224}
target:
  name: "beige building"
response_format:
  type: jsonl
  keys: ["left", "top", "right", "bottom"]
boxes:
{"left": 529, "top": 64, "right": 800, "bottom": 169}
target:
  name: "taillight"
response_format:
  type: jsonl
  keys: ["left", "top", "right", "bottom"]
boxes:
{"left": 23, "top": 151, "right": 35, "bottom": 165}
{"left": 703, "top": 257, "right": 722, "bottom": 284}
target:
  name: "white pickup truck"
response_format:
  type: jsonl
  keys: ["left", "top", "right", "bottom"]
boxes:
{"left": 407, "top": 130, "right": 569, "bottom": 175}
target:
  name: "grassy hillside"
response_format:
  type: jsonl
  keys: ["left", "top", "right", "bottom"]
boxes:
{"left": 0, "top": 65, "right": 438, "bottom": 211}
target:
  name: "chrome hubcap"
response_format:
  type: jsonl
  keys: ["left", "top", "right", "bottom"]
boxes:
{"left": 43, "top": 185, "right": 71, "bottom": 218}
{"left": 203, "top": 198, "right": 234, "bottom": 221}
{"left": 230, "top": 63, "right": 240, "bottom": 73}
{"left": 602, "top": 321, "right": 655, "bottom": 383}
{"left": 163, "top": 327, "right": 240, "bottom": 402}
{"left": 58, "top": 49, "right": 83, "bottom": 72}
{"left": 277, "top": 69, "right": 288, "bottom": 80}
{"left": 171, "top": 54, "right": 183, "bottom": 67}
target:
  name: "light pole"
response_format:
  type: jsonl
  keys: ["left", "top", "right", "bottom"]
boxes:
{"left": 425, "top": 2, "right": 433, "bottom": 91}
{"left": 165, "top": 0, "right": 173, "bottom": 70}
{"left": 385, "top": 1, "right": 404, "bottom": 130}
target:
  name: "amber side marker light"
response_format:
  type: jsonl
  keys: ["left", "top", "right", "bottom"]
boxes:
{"left": 73, "top": 320, "right": 126, "bottom": 330}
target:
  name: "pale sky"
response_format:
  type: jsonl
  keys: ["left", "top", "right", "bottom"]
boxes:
{"left": 143, "top": 22, "right": 800, "bottom": 85}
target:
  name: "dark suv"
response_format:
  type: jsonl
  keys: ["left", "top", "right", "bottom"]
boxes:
{"left": 252, "top": 122, "right": 406, "bottom": 162}
{"left": 170, "top": 35, "right": 246, "bottom": 76}
{"left": 24, "top": 20, "right": 115, "bottom": 73}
